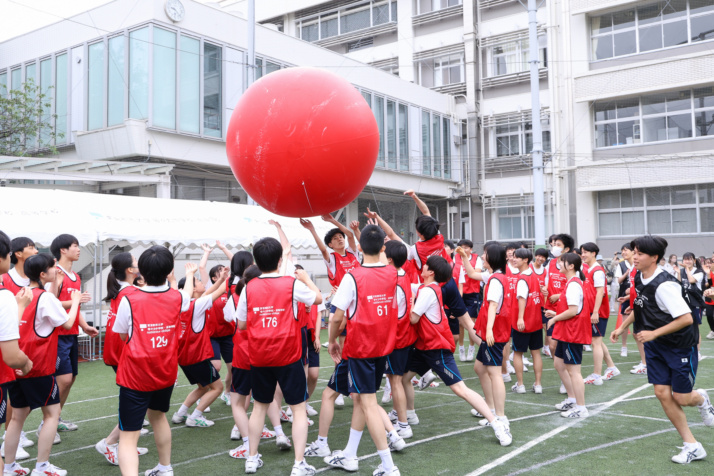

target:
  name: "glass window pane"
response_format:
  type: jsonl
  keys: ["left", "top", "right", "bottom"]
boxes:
{"left": 386, "top": 100, "right": 397, "bottom": 169}
{"left": 614, "top": 30, "right": 637, "bottom": 56}
{"left": 595, "top": 123, "right": 617, "bottom": 147}
{"left": 599, "top": 212, "right": 621, "bottom": 236}
{"left": 179, "top": 36, "right": 200, "bottom": 134}
{"left": 666, "top": 91, "right": 691, "bottom": 111}
{"left": 591, "top": 14, "right": 612, "bottom": 34}
{"left": 612, "top": 9, "right": 636, "bottom": 29}
{"left": 255, "top": 57, "right": 263, "bottom": 79}
{"left": 672, "top": 208, "right": 696, "bottom": 233}
{"left": 689, "top": 0, "right": 714, "bottom": 15}
{"left": 663, "top": 19, "right": 688, "bottom": 47}
{"left": 374, "top": 4, "right": 389, "bottom": 25}
{"left": 374, "top": 96, "right": 385, "bottom": 166}
{"left": 340, "top": 8, "right": 370, "bottom": 34}
{"left": 422, "top": 110, "right": 430, "bottom": 174}
{"left": 643, "top": 116, "right": 667, "bottom": 142}
{"left": 10, "top": 69, "right": 21, "bottom": 91}
{"left": 648, "top": 209, "right": 672, "bottom": 234}
{"left": 432, "top": 114, "right": 441, "bottom": 177}
{"left": 616, "top": 97, "right": 639, "bottom": 118}
{"left": 642, "top": 93, "right": 667, "bottom": 115}
{"left": 592, "top": 34, "right": 613, "bottom": 60}
{"left": 667, "top": 113, "right": 692, "bottom": 139}
{"left": 672, "top": 186, "right": 696, "bottom": 205}
{"left": 266, "top": 61, "right": 280, "bottom": 76}
{"left": 320, "top": 18, "right": 337, "bottom": 39}
{"left": 698, "top": 185, "right": 714, "bottom": 203}
{"left": 39, "top": 59, "right": 52, "bottom": 145}
{"left": 691, "top": 14, "right": 714, "bottom": 42}
{"left": 622, "top": 211, "right": 645, "bottom": 235}
{"left": 0, "top": 73, "right": 6, "bottom": 96}
{"left": 594, "top": 101, "right": 616, "bottom": 121}
{"left": 443, "top": 117, "right": 451, "bottom": 179}
{"left": 399, "top": 104, "right": 409, "bottom": 171}
{"left": 647, "top": 187, "right": 670, "bottom": 207}
{"left": 639, "top": 24, "right": 663, "bottom": 52}
{"left": 108, "top": 35, "right": 125, "bottom": 127}
{"left": 621, "top": 189, "right": 644, "bottom": 208}
{"left": 663, "top": 0, "right": 687, "bottom": 19}
{"left": 129, "top": 27, "right": 149, "bottom": 119}
{"left": 153, "top": 28, "right": 176, "bottom": 129}
{"left": 88, "top": 42, "right": 105, "bottom": 130}
{"left": 203, "top": 43, "right": 222, "bottom": 137}
{"left": 695, "top": 111, "right": 714, "bottom": 137}
{"left": 694, "top": 87, "right": 714, "bottom": 109}
{"left": 637, "top": 3, "right": 662, "bottom": 25}
{"left": 361, "top": 90, "right": 371, "bottom": 108}
{"left": 391, "top": 1, "right": 397, "bottom": 22}
{"left": 700, "top": 208, "right": 714, "bottom": 232}
{"left": 617, "top": 120, "right": 637, "bottom": 145}
{"left": 598, "top": 190, "right": 620, "bottom": 209}
{"left": 301, "top": 23, "right": 318, "bottom": 42}
{"left": 55, "top": 54, "right": 67, "bottom": 143}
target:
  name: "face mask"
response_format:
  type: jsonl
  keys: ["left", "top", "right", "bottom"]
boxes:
{"left": 551, "top": 246, "right": 563, "bottom": 258}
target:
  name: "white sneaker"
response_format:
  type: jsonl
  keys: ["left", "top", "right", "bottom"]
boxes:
{"left": 231, "top": 425, "right": 241, "bottom": 440}
{"left": 229, "top": 444, "right": 248, "bottom": 459}
{"left": 630, "top": 364, "right": 647, "bottom": 375}
{"left": 143, "top": 419, "right": 150, "bottom": 427}
{"left": 4, "top": 462, "right": 29, "bottom": 476}
{"left": 555, "top": 399, "right": 575, "bottom": 411}
{"left": 533, "top": 384, "right": 543, "bottom": 394}
{"left": 506, "top": 361, "right": 516, "bottom": 374}
{"left": 698, "top": 351, "right": 702, "bottom": 361}
{"left": 171, "top": 412, "right": 187, "bottom": 424}
{"left": 466, "top": 346, "right": 475, "bottom": 361}
{"left": 186, "top": 414, "right": 214, "bottom": 427}
{"left": 276, "top": 434, "right": 292, "bottom": 450}
{"left": 280, "top": 409, "right": 293, "bottom": 423}
{"left": 306, "top": 404, "right": 318, "bottom": 417}
{"left": 335, "top": 394, "right": 345, "bottom": 407}
{"left": 304, "top": 441, "right": 331, "bottom": 457}
{"left": 418, "top": 370, "right": 435, "bottom": 390}
{"left": 470, "top": 408, "right": 483, "bottom": 418}
{"left": 57, "top": 418, "right": 77, "bottom": 432}
{"left": 290, "top": 460, "right": 316, "bottom": 476}
{"left": 52, "top": 432, "right": 61, "bottom": 445}
{"left": 95, "top": 438, "right": 119, "bottom": 465}
{"left": 220, "top": 393, "right": 231, "bottom": 405}
{"left": 388, "top": 432, "right": 405, "bottom": 451}
{"left": 137, "top": 447, "right": 148, "bottom": 456}
{"left": 620, "top": 347, "right": 628, "bottom": 357}
{"left": 373, "top": 463, "right": 401, "bottom": 475}
{"left": 19, "top": 432, "right": 33, "bottom": 448}
{"left": 502, "top": 373, "right": 512, "bottom": 383}
{"left": 523, "top": 356, "right": 533, "bottom": 366}
{"left": 707, "top": 331, "right": 714, "bottom": 340}
{"left": 245, "top": 455, "right": 264, "bottom": 474}
{"left": 511, "top": 384, "right": 526, "bottom": 394}
{"left": 696, "top": 389, "right": 714, "bottom": 427}
{"left": 31, "top": 464, "right": 67, "bottom": 476}
{"left": 388, "top": 409, "right": 398, "bottom": 423}
{"left": 196, "top": 399, "right": 210, "bottom": 413}
{"left": 396, "top": 425, "right": 413, "bottom": 439}
{"left": 542, "top": 346, "right": 552, "bottom": 358}
{"left": 381, "top": 389, "right": 392, "bottom": 403}
{"left": 140, "top": 428, "right": 149, "bottom": 436}
{"left": 583, "top": 374, "right": 603, "bottom": 386}
{"left": 491, "top": 419, "right": 512, "bottom": 446}
{"left": 584, "top": 345, "right": 592, "bottom": 352}
{"left": 604, "top": 367, "right": 621, "bottom": 380}
{"left": 406, "top": 412, "right": 419, "bottom": 425}
{"left": 261, "top": 426, "right": 276, "bottom": 439}
{"left": 324, "top": 450, "right": 359, "bottom": 471}
{"left": 561, "top": 407, "right": 589, "bottom": 418}
{"left": 671, "top": 442, "right": 707, "bottom": 464}
{"left": 459, "top": 346, "right": 466, "bottom": 362}
{"left": 559, "top": 383, "right": 567, "bottom": 394}
{"left": 523, "top": 364, "right": 529, "bottom": 372}
{"left": 1, "top": 442, "right": 30, "bottom": 460}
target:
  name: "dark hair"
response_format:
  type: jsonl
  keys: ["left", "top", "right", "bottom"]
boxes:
{"left": 574, "top": 248, "right": 582, "bottom": 256}
{"left": 514, "top": 247, "right": 533, "bottom": 264}
{"left": 24, "top": 253, "right": 54, "bottom": 285}
{"left": 359, "top": 225, "right": 386, "bottom": 256}
{"left": 105, "top": 252, "right": 134, "bottom": 302}
{"left": 0, "top": 231, "right": 11, "bottom": 261}
{"left": 561, "top": 252, "right": 585, "bottom": 280}
{"left": 294, "top": 264, "right": 304, "bottom": 270}
{"left": 10, "top": 237, "right": 34, "bottom": 264}
{"left": 253, "top": 237, "right": 282, "bottom": 272}
{"left": 385, "top": 240, "right": 408, "bottom": 269}
{"left": 580, "top": 242, "right": 599, "bottom": 255}
{"left": 484, "top": 244, "right": 506, "bottom": 273}
{"left": 484, "top": 240, "right": 500, "bottom": 250}
{"left": 548, "top": 234, "right": 557, "bottom": 245}
{"left": 457, "top": 239, "right": 473, "bottom": 248}
{"left": 535, "top": 248, "right": 549, "bottom": 259}
{"left": 324, "top": 228, "right": 345, "bottom": 248}
{"left": 208, "top": 264, "right": 225, "bottom": 284}
{"left": 137, "top": 246, "right": 174, "bottom": 286}
{"left": 630, "top": 235, "right": 668, "bottom": 264}
{"left": 415, "top": 215, "right": 440, "bottom": 241}
{"left": 682, "top": 252, "right": 703, "bottom": 272}
{"left": 425, "top": 256, "right": 451, "bottom": 283}
{"left": 444, "top": 240, "right": 456, "bottom": 250}
{"left": 229, "top": 251, "right": 255, "bottom": 292}
{"left": 233, "top": 264, "right": 262, "bottom": 297}
{"left": 555, "top": 233, "right": 574, "bottom": 252}
{"left": 50, "top": 234, "right": 78, "bottom": 260}
{"left": 133, "top": 276, "right": 144, "bottom": 286}
{"left": 505, "top": 242, "right": 519, "bottom": 252}
{"left": 621, "top": 242, "right": 633, "bottom": 252}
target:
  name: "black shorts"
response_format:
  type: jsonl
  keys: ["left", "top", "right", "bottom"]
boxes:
{"left": 327, "top": 359, "right": 350, "bottom": 396}
{"left": 645, "top": 341, "right": 698, "bottom": 394}
{"left": 0, "top": 382, "right": 10, "bottom": 424}
{"left": 118, "top": 385, "right": 173, "bottom": 431}
{"left": 511, "top": 329, "right": 543, "bottom": 352}
{"left": 555, "top": 341, "right": 583, "bottom": 365}
{"left": 307, "top": 329, "right": 320, "bottom": 368}
{"left": 348, "top": 357, "right": 387, "bottom": 394}
{"left": 591, "top": 317, "right": 609, "bottom": 337}
{"left": 210, "top": 336, "right": 233, "bottom": 364}
{"left": 385, "top": 346, "right": 413, "bottom": 376}
{"left": 692, "top": 308, "right": 702, "bottom": 325}
{"left": 476, "top": 342, "right": 505, "bottom": 367}
{"left": 10, "top": 375, "right": 59, "bottom": 410}
{"left": 180, "top": 359, "right": 221, "bottom": 387}
{"left": 251, "top": 359, "right": 307, "bottom": 405}
{"left": 230, "top": 367, "right": 251, "bottom": 396}
{"left": 463, "top": 293, "right": 482, "bottom": 319}
{"left": 329, "top": 305, "right": 347, "bottom": 336}
{"left": 448, "top": 314, "right": 460, "bottom": 335}
{"left": 56, "top": 335, "right": 78, "bottom": 376}
{"left": 408, "top": 349, "right": 462, "bottom": 386}
{"left": 301, "top": 326, "right": 309, "bottom": 366}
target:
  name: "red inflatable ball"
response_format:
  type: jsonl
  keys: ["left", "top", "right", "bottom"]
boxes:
{"left": 226, "top": 67, "right": 379, "bottom": 218}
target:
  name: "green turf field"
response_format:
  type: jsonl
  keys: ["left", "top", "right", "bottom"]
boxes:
{"left": 14, "top": 332, "right": 714, "bottom": 475}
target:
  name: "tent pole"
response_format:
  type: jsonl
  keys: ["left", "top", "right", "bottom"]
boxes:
{"left": 98, "top": 240, "right": 104, "bottom": 362}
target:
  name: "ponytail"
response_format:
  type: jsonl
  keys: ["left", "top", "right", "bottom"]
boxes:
{"left": 228, "top": 251, "right": 254, "bottom": 295}
{"left": 561, "top": 252, "right": 585, "bottom": 281}
{"left": 233, "top": 264, "right": 262, "bottom": 299}
{"left": 105, "top": 252, "right": 134, "bottom": 302}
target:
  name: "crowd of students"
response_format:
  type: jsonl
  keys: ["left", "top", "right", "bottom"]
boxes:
{"left": 0, "top": 189, "right": 713, "bottom": 475}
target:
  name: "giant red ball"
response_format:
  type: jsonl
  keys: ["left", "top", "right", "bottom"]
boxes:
{"left": 226, "top": 67, "right": 379, "bottom": 217}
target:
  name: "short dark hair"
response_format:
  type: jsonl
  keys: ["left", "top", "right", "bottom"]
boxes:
{"left": 50, "top": 234, "right": 78, "bottom": 260}
{"left": 535, "top": 248, "right": 549, "bottom": 259}
{"left": 24, "top": 253, "right": 54, "bottom": 284}
{"left": 234, "top": 264, "right": 262, "bottom": 297}
{"left": 548, "top": 234, "right": 557, "bottom": 244}
{"left": 631, "top": 236, "right": 668, "bottom": 263}
{"left": 10, "top": 237, "right": 34, "bottom": 264}
{"left": 621, "top": 242, "right": 633, "bottom": 252}
{"left": 555, "top": 233, "right": 574, "bottom": 252}
{"left": 253, "top": 237, "right": 282, "bottom": 272}
{"left": 359, "top": 225, "right": 385, "bottom": 256}
{"left": 415, "top": 215, "right": 440, "bottom": 241}
{"left": 484, "top": 241, "right": 500, "bottom": 250}
{"left": 425, "top": 256, "right": 451, "bottom": 284}
{"left": 514, "top": 248, "right": 533, "bottom": 264}
{"left": 484, "top": 244, "right": 506, "bottom": 273}
{"left": 209, "top": 264, "right": 224, "bottom": 283}
{"left": 444, "top": 240, "right": 456, "bottom": 250}
{"left": 457, "top": 239, "right": 473, "bottom": 248}
{"left": 580, "top": 242, "right": 599, "bottom": 254}
{"left": 177, "top": 276, "right": 196, "bottom": 290}
{"left": 561, "top": 252, "right": 584, "bottom": 280}
{"left": 138, "top": 246, "right": 174, "bottom": 286}
{"left": 385, "top": 240, "right": 408, "bottom": 269}
{"left": 0, "top": 231, "right": 11, "bottom": 260}
{"left": 505, "top": 242, "right": 519, "bottom": 252}
{"left": 229, "top": 251, "right": 255, "bottom": 289}
{"left": 324, "top": 228, "right": 345, "bottom": 248}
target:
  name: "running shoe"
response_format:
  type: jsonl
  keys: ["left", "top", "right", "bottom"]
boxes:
{"left": 335, "top": 394, "right": 345, "bottom": 407}
{"left": 323, "top": 450, "right": 358, "bottom": 471}
{"left": 290, "top": 460, "right": 316, "bottom": 476}
{"left": 466, "top": 346, "right": 475, "bottom": 362}
{"left": 561, "top": 408, "right": 589, "bottom": 418}
{"left": 555, "top": 400, "right": 575, "bottom": 411}
{"left": 56, "top": 419, "right": 77, "bottom": 432}
{"left": 304, "top": 441, "right": 331, "bottom": 457}
{"left": 373, "top": 464, "right": 401, "bottom": 475}
{"left": 388, "top": 432, "right": 405, "bottom": 451}
{"left": 30, "top": 464, "right": 67, "bottom": 476}
{"left": 671, "top": 442, "right": 706, "bottom": 464}
{"left": 231, "top": 425, "right": 241, "bottom": 440}
{"left": 229, "top": 444, "right": 248, "bottom": 459}
{"left": 95, "top": 438, "right": 118, "bottom": 465}
{"left": 533, "top": 384, "right": 543, "bottom": 394}
{"left": 1, "top": 442, "right": 30, "bottom": 460}
{"left": 245, "top": 456, "right": 264, "bottom": 474}
{"left": 3, "top": 462, "right": 29, "bottom": 475}
{"left": 220, "top": 393, "right": 231, "bottom": 405}
{"left": 459, "top": 347, "right": 466, "bottom": 362}
{"left": 696, "top": 389, "right": 714, "bottom": 427}
{"left": 186, "top": 414, "right": 214, "bottom": 427}
{"left": 306, "top": 404, "right": 318, "bottom": 417}
{"left": 583, "top": 373, "right": 603, "bottom": 385}
{"left": 171, "top": 413, "right": 187, "bottom": 424}
{"left": 491, "top": 419, "right": 512, "bottom": 446}
{"left": 396, "top": 425, "right": 413, "bottom": 439}
{"left": 604, "top": 367, "right": 621, "bottom": 380}
{"left": 511, "top": 384, "right": 526, "bottom": 394}
{"left": 261, "top": 426, "right": 276, "bottom": 439}
{"left": 276, "top": 434, "right": 292, "bottom": 450}
{"left": 418, "top": 370, "right": 435, "bottom": 390}
{"left": 620, "top": 347, "right": 628, "bottom": 357}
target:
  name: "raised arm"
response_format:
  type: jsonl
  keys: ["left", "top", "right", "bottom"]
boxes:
{"left": 269, "top": 219, "right": 293, "bottom": 270}
{"left": 198, "top": 243, "right": 212, "bottom": 285}
{"left": 204, "top": 266, "right": 229, "bottom": 301}
{"left": 216, "top": 240, "right": 234, "bottom": 261}
{"left": 455, "top": 247, "right": 486, "bottom": 281}
{"left": 300, "top": 218, "right": 330, "bottom": 261}
{"left": 364, "top": 207, "right": 403, "bottom": 243}
{"left": 404, "top": 190, "right": 430, "bottom": 216}
{"left": 322, "top": 214, "right": 357, "bottom": 252}
{"left": 349, "top": 220, "right": 361, "bottom": 241}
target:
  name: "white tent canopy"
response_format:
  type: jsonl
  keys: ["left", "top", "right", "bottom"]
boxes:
{"left": 0, "top": 188, "right": 336, "bottom": 249}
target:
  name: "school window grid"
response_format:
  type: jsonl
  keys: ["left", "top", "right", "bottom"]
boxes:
{"left": 416, "top": 53, "right": 465, "bottom": 88}
{"left": 298, "top": 0, "right": 397, "bottom": 43}
{"left": 487, "top": 196, "right": 554, "bottom": 241}
{"left": 597, "top": 185, "right": 714, "bottom": 237}
{"left": 414, "top": 0, "right": 463, "bottom": 15}
{"left": 590, "top": 0, "right": 714, "bottom": 61}
{"left": 489, "top": 120, "right": 551, "bottom": 158}
{"left": 485, "top": 36, "right": 547, "bottom": 78}
{"left": 593, "top": 86, "right": 714, "bottom": 148}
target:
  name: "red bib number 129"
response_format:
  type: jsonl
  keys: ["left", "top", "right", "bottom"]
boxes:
{"left": 151, "top": 336, "right": 168, "bottom": 349}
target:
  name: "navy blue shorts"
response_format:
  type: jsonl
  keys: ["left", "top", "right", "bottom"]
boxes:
{"left": 10, "top": 375, "right": 59, "bottom": 410}
{"left": 180, "top": 359, "right": 221, "bottom": 387}
{"left": 463, "top": 293, "right": 482, "bottom": 319}
{"left": 0, "top": 383, "right": 10, "bottom": 424}
{"left": 230, "top": 367, "right": 251, "bottom": 396}
{"left": 251, "top": 359, "right": 307, "bottom": 405}
{"left": 56, "top": 335, "right": 78, "bottom": 376}
{"left": 692, "top": 307, "right": 702, "bottom": 325}
{"left": 448, "top": 314, "right": 460, "bottom": 335}
{"left": 591, "top": 317, "right": 608, "bottom": 337}
{"left": 118, "top": 385, "right": 173, "bottom": 431}
{"left": 511, "top": 329, "right": 543, "bottom": 352}
{"left": 408, "top": 349, "right": 462, "bottom": 386}
{"left": 327, "top": 359, "right": 350, "bottom": 396}
{"left": 644, "top": 341, "right": 698, "bottom": 394}
{"left": 620, "top": 301, "right": 629, "bottom": 315}
{"left": 307, "top": 329, "right": 320, "bottom": 368}
{"left": 476, "top": 342, "right": 505, "bottom": 367}
{"left": 385, "top": 346, "right": 413, "bottom": 376}
{"left": 348, "top": 356, "right": 387, "bottom": 394}
{"left": 542, "top": 309, "right": 554, "bottom": 336}
{"left": 301, "top": 326, "right": 309, "bottom": 366}
{"left": 210, "top": 336, "right": 233, "bottom": 364}
{"left": 330, "top": 306, "right": 347, "bottom": 336}
{"left": 555, "top": 341, "right": 583, "bottom": 365}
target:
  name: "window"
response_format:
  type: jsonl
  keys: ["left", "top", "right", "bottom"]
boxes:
{"left": 443, "top": 117, "right": 451, "bottom": 179}
{"left": 498, "top": 207, "right": 526, "bottom": 240}
{"left": 434, "top": 54, "right": 464, "bottom": 86}
{"left": 153, "top": 28, "right": 177, "bottom": 129}
{"left": 0, "top": 72, "right": 6, "bottom": 96}
{"left": 10, "top": 68, "right": 21, "bottom": 92}
{"left": 591, "top": 0, "right": 714, "bottom": 61}
{"left": 55, "top": 54, "right": 67, "bottom": 143}
{"left": 179, "top": 36, "right": 200, "bottom": 134}
{"left": 491, "top": 119, "right": 551, "bottom": 157}
{"left": 399, "top": 104, "right": 409, "bottom": 171}
{"left": 371, "top": 96, "right": 409, "bottom": 170}
{"left": 487, "top": 36, "right": 546, "bottom": 77}
{"left": 203, "top": 42, "right": 222, "bottom": 137}
{"left": 416, "top": 0, "right": 462, "bottom": 14}
{"left": 593, "top": 86, "right": 714, "bottom": 148}
{"left": 87, "top": 42, "right": 105, "bottom": 130}
{"left": 129, "top": 27, "right": 149, "bottom": 120}
{"left": 432, "top": 114, "right": 441, "bottom": 177}
{"left": 40, "top": 58, "right": 52, "bottom": 144}
{"left": 422, "top": 110, "right": 431, "bottom": 174}
{"left": 374, "top": 96, "right": 385, "bottom": 167}
{"left": 108, "top": 35, "right": 125, "bottom": 127}
{"left": 386, "top": 100, "right": 397, "bottom": 169}
{"left": 597, "top": 186, "right": 713, "bottom": 236}
{"left": 299, "top": 1, "right": 397, "bottom": 42}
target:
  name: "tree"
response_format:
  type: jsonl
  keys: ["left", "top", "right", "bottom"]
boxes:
{"left": 0, "top": 78, "right": 62, "bottom": 156}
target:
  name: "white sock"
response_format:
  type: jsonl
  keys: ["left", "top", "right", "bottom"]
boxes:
{"left": 343, "top": 428, "right": 363, "bottom": 459}
{"left": 606, "top": 366, "right": 617, "bottom": 371}
{"left": 157, "top": 463, "right": 172, "bottom": 471}
{"left": 406, "top": 409, "right": 416, "bottom": 417}
{"left": 387, "top": 429, "right": 398, "bottom": 440}
{"left": 459, "top": 346, "right": 465, "bottom": 351}
{"left": 35, "top": 462, "right": 49, "bottom": 471}
{"left": 576, "top": 405, "right": 587, "bottom": 412}
{"left": 377, "top": 448, "right": 394, "bottom": 471}
{"left": 190, "top": 409, "right": 203, "bottom": 419}
{"left": 242, "top": 436, "right": 249, "bottom": 448}
{"left": 274, "top": 425, "right": 284, "bottom": 437}
{"left": 294, "top": 459, "right": 305, "bottom": 466}
{"left": 398, "top": 421, "right": 408, "bottom": 429}
{"left": 317, "top": 435, "right": 328, "bottom": 447}
{"left": 468, "top": 345, "right": 475, "bottom": 350}
{"left": 177, "top": 404, "right": 189, "bottom": 416}
{"left": 567, "top": 397, "right": 576, "bottom": 404}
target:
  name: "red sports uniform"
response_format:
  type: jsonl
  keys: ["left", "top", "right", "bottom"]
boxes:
{"left": 228, "top": 292, "right": 250, "bottom": 371}
{"left": 0, "top": 289, "right": 16, "bottom": 385}
{"left": 544, "top": 259, "right": 567, "bottom": 312}
{"left": 18, "top": 288, "right": 61, "bottom": 379}
{"left": 453, "top": 254, "right": 481, "bottom": 294}
{"left": 57, "top": 269, "right": 82, "bottom": 336}
{"left": 395, "top": 271, "right": 416, "bottom": 349}
{"left": 0, "top": 273, "right": 23, "bottom": 296}
{"left": 514, "top": 272, "right": 543, "bottom": 333}
{"left": 413, "top": 283, "right": 455, "bottom": 352}
{"left": 178, "top": 299, "right": 214, "bottom": 367}
{"left": 412, "top": 234, "right": 452, "bottom": 273}
{"left": 104, "top": 286, "right": 137, "bottom": 367}
{"left": 530, "top": 264, "right": 547, "bottom": 289}
{"left": 326, "top": 250, "right": 361, "bottom": 288}
{"left": 552, "top": 278, "right": 592, "bottom": 345}
{"left": 583, "top": 263, "right": 610, "bottom": 319}
{"left": 475, "top": 273, "right": 512, "bottom": 344}
{"left": 208, "top": 280, "right": 232, "bottom": 338}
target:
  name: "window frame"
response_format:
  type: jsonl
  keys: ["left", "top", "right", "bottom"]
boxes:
{"left": 298, "top": 0, "right": 397, "bottom": 42}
